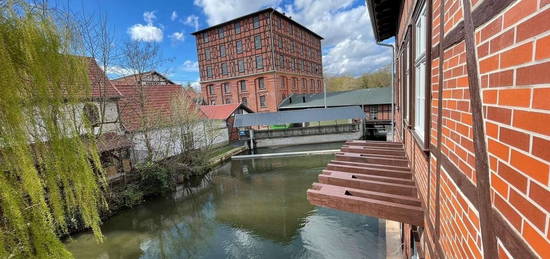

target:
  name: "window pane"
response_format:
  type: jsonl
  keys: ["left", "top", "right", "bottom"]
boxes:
{"left": 256, "top": 56, "right": 263, "bottom": 69}
{"left": 253, "top": 16, "right": 260, "bottom": 28}
{"left": 236, "top": 40, "right": 243, "bottom": 53}
{"left": 255, "top": 35, "right": 262, "bottom": 49}
{"left": 235, "top": 22, "right": 241, "bottom": 33}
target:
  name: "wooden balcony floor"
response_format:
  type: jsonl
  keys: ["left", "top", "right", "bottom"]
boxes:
{"left": 307, "top": 140, "right": 424, "bottom": 226}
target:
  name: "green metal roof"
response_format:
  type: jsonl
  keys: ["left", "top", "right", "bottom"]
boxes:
{"left": 279, "top": 87, "right": 392, "bottom": 110}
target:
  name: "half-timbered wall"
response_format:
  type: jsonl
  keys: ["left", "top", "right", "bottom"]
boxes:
{"left": 394, "top": 0, "right": 549, "bottom": 258}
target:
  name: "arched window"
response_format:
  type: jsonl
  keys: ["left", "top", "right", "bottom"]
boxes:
{"left": 257, "top": 77, "right": 265, "bottom": 90}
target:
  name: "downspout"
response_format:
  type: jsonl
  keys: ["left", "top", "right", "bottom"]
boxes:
{"left": 376, "top": 42, "right": 395, "bottom": 141}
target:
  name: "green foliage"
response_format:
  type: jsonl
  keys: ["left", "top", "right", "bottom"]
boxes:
{"left": 112, "top": 184, "right": 144, "bottom": 209}
{"left": 0, "top": 2, "right": 106, "bottom": 257}
{"left": 136, "top": 163, "right": 175, "bottom": 196}
{"left": 327, "top": 65, "right": 391, "bottom": 92}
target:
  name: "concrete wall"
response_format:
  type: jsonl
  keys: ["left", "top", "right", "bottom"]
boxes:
{"left": 255, "top": 123, "right": 362, "bottom": 147}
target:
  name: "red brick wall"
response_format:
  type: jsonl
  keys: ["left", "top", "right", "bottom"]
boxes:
{"left": 477, "top": 1, "right": 550, "bottom": 257}
{"left": 394, "top": 0, "right": 550, "bottom": 258}
{"left": 195, "top": 10, "right": 323, "bottom": 112}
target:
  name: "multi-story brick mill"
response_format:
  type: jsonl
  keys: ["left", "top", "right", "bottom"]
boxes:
{"left": 192, "top": 8, "right": 324, "bottom": 112}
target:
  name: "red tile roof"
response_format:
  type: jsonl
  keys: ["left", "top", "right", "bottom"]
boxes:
{"left": 85, "top": 57, "right": 122, "bottom": 99}
{"left": 115, "top": 84, "right": 202, "bottom": 132}
{"left": 199, "top": 103, "right": 251, "bottom": 120}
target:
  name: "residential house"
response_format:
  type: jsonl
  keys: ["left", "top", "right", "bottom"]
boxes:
{"left": 200, "top": 103, "right": 253, "bottom": 141}
{"left": 85, "top": 57, "right": 133, "bottom": 178}
{"left": 308, "top": 0, "right": 550, "bottom": 258}
{"left": 115, "top": 83, "right": 229, "bottom": 163}
{"left": 111, "top": 71, "right": 175, "bottom": 85}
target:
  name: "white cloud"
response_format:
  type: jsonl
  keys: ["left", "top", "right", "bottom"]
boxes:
{"left": 182, "top": 15, "right": 200, "bottom": 31}
{"left": 193, "top": 0, "right": 279, "bottom": 26}
{"left": 143, "top": 11, "right": 157, "bottom": 24}
{"left": 194, "top": 0, "right": 392, "bottom": 76}
{"left": 128, "top": 11, "right": 163, "bottom": 42}
{"left": 128, "top": 24, "right": 163, "bottom": 42}
{"left": 170, "top": 32, "right": 185, "bottom": 41}
{"left": 171, "top": 11, "right": 178, "bottom": 21}
{"left": 181, "top": 60, "right": 199, "bottom": 72}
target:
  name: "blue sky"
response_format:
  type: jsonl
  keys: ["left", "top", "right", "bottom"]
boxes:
{"left": 59, "top": 0, "right": 392, "bottom": 87}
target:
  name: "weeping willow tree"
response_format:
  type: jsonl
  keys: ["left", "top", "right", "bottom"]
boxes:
{"left": 0, "top": 1, "right": 106, "bottom": 258}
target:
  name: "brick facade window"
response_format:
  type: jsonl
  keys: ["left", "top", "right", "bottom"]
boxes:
{"left": 218, "top": 27, "right": 224, "bottom": 39}
{"left": 310, "top": 79, "right": 315, "bottom": 91}
{"left": 259, "top": 95, "right": 266, "bottom": 107}
{"left": 221, "top": 63, "right": 228, "bottom": 75}
{"left": 206, "top": 66, "right": 213, "bottom": 78}
{"left": 317, "top": 80, "right": 322, "bottom": 91}
{"left": 239, "top": 80, "right": 246, "bottom": 92}
{"left": 241, "top": 97, "right": 247, "bottom": 105}
{"left": 222, "top": 82, "right": 230, "bottom": 93}
{"left": 219, "top": 45, "right": 226, "bottom": 57}
{"left": 278, "top": 36, "right": 283, "bottom": 48}
{"left": 203, "top": 33, "right": 208, "bottom": 43}
{"left": 235, "top": 22, "right": 241, "bottom": 34}
{"left": 292, "top": 78, "right": 297, "bottom": 89}
{"left": 256, "top": 55, "right": 263, "bottom": 69}
{"left": 254, "top": 35, "right": 262, "bottom": 49}
{"left": 253, "top": 16, "right": 260, "bottom": 29}
{"left": 302, "top": 78, "right": 306, "bottom": 89}
{"left": 238, "top": 59, "right": 245, "bottom": 72}
{"left": 281, "top": 76, "right": 286, "bottom": 88}
{"left": 205, "top": 48, "right": 211, "bottom": 60}
{"left": 207, "top": 84, "right": 214, "bottom": 95}
{"left": 257, "top": 77, "right": 265, "bottom": 90}
{"left": 225, "top": 98, "right": 231, "bottom": 104}
{"left": 279, "top": 55, "right": 284, "bottom": 69}
{"left": 236, "top": 40, "right": 243, "bottom": 54}
{"left": 414, "top": 3, "right": 427, "bottom": 141}
{"left": 210, "top": 99, "right": 215, "bottom": 105}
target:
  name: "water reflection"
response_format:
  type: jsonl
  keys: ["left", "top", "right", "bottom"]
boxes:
{"left": 66, "top": 149, "right": 386, "bottom": 259}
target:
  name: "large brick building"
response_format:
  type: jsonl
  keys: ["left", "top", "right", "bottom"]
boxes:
{"left": 192, "top": 8, "right": 324, "bottom": 112}
{"left": 307, "top": 0, "right": 550, "bottom": 258}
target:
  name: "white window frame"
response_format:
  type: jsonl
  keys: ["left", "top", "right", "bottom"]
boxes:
{"left": 414, "top": 4, "right": 428, "bottom": 141}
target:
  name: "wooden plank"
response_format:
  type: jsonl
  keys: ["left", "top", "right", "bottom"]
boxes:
{"left": 324, "top": 169, "right": 415, "bottom": 185}
{"left": 329, "top": 160, "right": 410, "bottom": 173}
{"left": 461, "top": 0, "right": 497, "bottom": 256}
{"left": 340, "top": 145, "right": 406, "bottom": 157}
{"left": 319, "top": 171, "right": 417, "bottom": 196}
{"left": 327, "top": 163, "right": 412, "bottom": 179}
{"left": 336, "top": 152, "right": 410, "bottom": 167}
{"left": 307, "top": 183, "right": 424, "bottom": 226}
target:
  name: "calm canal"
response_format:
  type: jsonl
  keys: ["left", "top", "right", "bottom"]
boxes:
{"left": 66, "top": 143, "right": 387, "bottom": 258}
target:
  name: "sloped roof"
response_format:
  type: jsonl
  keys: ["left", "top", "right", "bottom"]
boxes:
{"left": 115, "top": 84, "right": 201, "bottom": 132}
{"left": 85, "top": 57, "right": 122, "bottom": 99}
{"left": 199, "top": 103, "right": 253, "bottom": 120}
{"left": 279, "top": 87, "right": 392, "bottom": 110}
{"left": 191, "top": 8, "right": 324, "bottom": 40}
{"left": 366, "top": 0, "right": 403, "bottom": 42}
{"left": 111, "top": 71, "right": 175, "bottom": 85}
{"left": 234, "top": 106, "right": 365, "bottom": 127}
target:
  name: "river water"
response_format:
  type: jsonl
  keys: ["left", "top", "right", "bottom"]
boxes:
{"left": 66, "top": 143, "right": 387, "bottom": 258}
